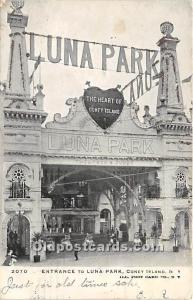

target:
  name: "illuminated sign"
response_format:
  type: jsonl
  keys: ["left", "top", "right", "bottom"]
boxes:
{"left": 83, "top": 87, "right": 124, "bottom": 130}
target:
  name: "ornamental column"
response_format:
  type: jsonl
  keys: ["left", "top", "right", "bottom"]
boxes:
{"left": 156, "top": 22, "right": 184, "bottom": 115}
{"left": 6, "top": 0, "right": 30, "bottom": 101}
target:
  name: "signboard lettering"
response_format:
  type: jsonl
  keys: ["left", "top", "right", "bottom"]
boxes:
{"left": 83, "top": 87, "right": 124, "bottom": 129}
{"left": 48, "top": 134, "right": 155, "bottom": 155}
{"left": 29, "top": 33, "right": 159, "bottom": 75}
{"left": 108, "top": 138, "right": 153, "bottom": 154}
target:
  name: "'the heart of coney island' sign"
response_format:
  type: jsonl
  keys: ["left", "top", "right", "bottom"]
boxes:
{"left": 83, "top": 87, "right": 124, "bottom": 130}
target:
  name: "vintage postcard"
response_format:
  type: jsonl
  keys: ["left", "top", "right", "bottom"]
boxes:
{"left": 0, "top": 0, "right": 192, "bottom": 299}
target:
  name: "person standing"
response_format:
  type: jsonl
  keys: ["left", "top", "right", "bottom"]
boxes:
{"left": 111, "top": 226, "right": 114, "bottom": 235}
{"left": 139, "top": 229, "right": 143, "bottom": 245}
{"left": 68, "top": 224, "right": 72, "bottom": 234}
{"left": 115, "top": 228, "right": 119, "bottom": 239}
{"left": 74, "top": 243, "right": 79, "bottom": 261}
{"left": 3, "top": 250, "right": 17, "bottom": 266}
{"left": 13, "top": 231, "right": 18, "bottom": 255}
{"left": 143, "top": 230, "right": 147, "bottom": 245}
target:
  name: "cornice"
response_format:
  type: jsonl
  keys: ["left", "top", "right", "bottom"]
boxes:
{"left": 4, "top": 108, "right": 48, "bottom": 124}
{"left": 156, "top": 122, "right": 192, "bottom": 133}
{"left": 4, "top": 151, "right": 192, "bottom": 162}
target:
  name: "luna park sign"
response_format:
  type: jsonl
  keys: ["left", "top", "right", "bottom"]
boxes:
{"left": 29, "top": 34, "right": 160, "bottom": 130}
{"left": 83, "top": 87, "right": 124, "bottom": 130}
{"left": 29, "top": 34, "right": 159, "bottom": 75}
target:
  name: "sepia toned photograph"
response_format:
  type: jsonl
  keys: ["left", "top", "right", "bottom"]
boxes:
{"left": 0, "top": 0, "right": 192, "bottom": 299}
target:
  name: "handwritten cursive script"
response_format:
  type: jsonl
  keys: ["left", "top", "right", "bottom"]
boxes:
{"left": 0, "top": 276, "right": 33, "bottom": 295}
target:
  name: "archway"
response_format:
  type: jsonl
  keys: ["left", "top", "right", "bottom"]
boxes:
{"left": 42, "top": 165, "right": 158, "bottom": 240}
{"left": 175, "top": 211, "right": 190, "bottom": 248}
{"left": 7, "top": 215, "right": 30, "bottom": 257}
{"left": 100, "top": 209, "right": 111, "bottom": 234}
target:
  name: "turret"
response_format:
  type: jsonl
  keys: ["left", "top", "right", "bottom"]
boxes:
{"left": 155, "top": 22, "right": 191, "bottom": 135}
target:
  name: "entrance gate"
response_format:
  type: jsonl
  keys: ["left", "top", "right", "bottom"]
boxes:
{"left": 7, "top": 215, "right": 30, "bottom": 257}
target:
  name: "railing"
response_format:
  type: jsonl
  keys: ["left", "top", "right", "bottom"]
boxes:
{"left": 9, "top": 181, "right": 30, "bottom": 198}
{"left": 175, "top": 186, "right": 189, "bottom": 198}
{"left": 50, "top": 196, "right": 90, "bottom": 209}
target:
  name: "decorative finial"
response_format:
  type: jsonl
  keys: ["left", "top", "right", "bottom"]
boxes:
{"left": 85, "top": 81, "right": 91, "bottom": 87}
{"left": 37, "top": 84, "right": 44, "bottom": 93}
{"left": 11, "top": 0, "right": 24, "bottom": 14}
{"left": 160, "top": 22, "right": 174, "bottom": 37}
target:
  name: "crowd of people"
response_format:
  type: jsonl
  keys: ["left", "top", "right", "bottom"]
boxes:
{"left": 109, "top": 227, "right": 147, "bottom": 248}
{"left": 133, "top": 230, "right": 147, "bottom": 248}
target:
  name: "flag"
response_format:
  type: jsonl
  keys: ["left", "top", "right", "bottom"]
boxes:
{"left": 152, "top": 60, "right": 159, "bottom": 67}
{"left": 152, "top": 71, "right": 163, "bottom": 80}
{"left": 182, "top": 74, "right": 192, "bottom": 83}
{"left": 29, "top": 54, "right": 41, "bottom": 84}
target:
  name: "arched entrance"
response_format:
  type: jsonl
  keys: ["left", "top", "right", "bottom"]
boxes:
{"left": 175, "top": 211, "right": 190, "bottom": 248}
{"left": 42, "top": 165, "right": 155, "bottom": 239}
{"left": 100, "top": 209, "right": 111, "bottom": 234}
{"left": 7, "top": 215, "right": 30, "bottom": 257}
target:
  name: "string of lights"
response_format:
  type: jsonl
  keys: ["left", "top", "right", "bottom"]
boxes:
{"left": 5, "top": 166, "right": 185, "bottom": 192}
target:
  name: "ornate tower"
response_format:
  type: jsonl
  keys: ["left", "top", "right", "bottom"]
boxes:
{"left": 1, "top": 0, "right": 49, "bottom": 263}
{"left": 155, "top": 22, "right": 191, "bottom": 133}
{"left": 153, "top": 22, "right": 192, "bottom": 244}
{"left": 5, "top": 0, "right": 30, "bottom": 105}
{"left": 4, "top": 0, "right": 47, "bottom": 115}
{"left": 156, "top": 22, "right": 184, "bottom": 115}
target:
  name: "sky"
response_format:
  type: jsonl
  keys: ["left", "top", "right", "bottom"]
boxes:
{"left": 0, "top": 0, "right": 192, "bottom": 122}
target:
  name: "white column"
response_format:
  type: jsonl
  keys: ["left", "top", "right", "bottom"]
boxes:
{"left": 161, "top": 198, "right": 175, "bottom": 240}
{"left": 95, "top": 215, "right": 100, "bottom": 234}
{"left": 81, "top": 218, "right": 84, "bottom": 234}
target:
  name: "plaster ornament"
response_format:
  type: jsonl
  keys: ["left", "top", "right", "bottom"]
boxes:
{"left": 11, "top": 0, "right": 24, "bottom": 10}
{"left": 160, "top": 22, "right": 174, "bottom": 37}
{"left": 130, "top": 102, "right": 154, "bottom": 129}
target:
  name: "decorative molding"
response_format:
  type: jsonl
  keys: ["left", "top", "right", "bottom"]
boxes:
{"left": 155, "top": 121, "right": 192, "bottom": 133}
{"left": 4, "top": 108, "right": 47, "bottom": 124}
{"left": 130, "top": 101, "right": 155, "bottom": 129}
{"left": 4, "top": 149, "right": 192, "bottom": 162}
{"left": 46, "top": 97, "right": 79, "bottom": 128}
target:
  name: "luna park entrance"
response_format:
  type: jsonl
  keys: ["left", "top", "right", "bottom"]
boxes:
{"left": 7, "top": 215, "right": 30, "bottom": 257}
{"left": 41, "top": 165, "right": 160, "bottom": 240}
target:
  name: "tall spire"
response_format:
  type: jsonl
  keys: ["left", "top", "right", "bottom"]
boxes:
{"left": 156, "top": 22, "right": 184, "bottom": 115}
{"left": 6, "top": 0, "right": 30, "bottom": 100}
